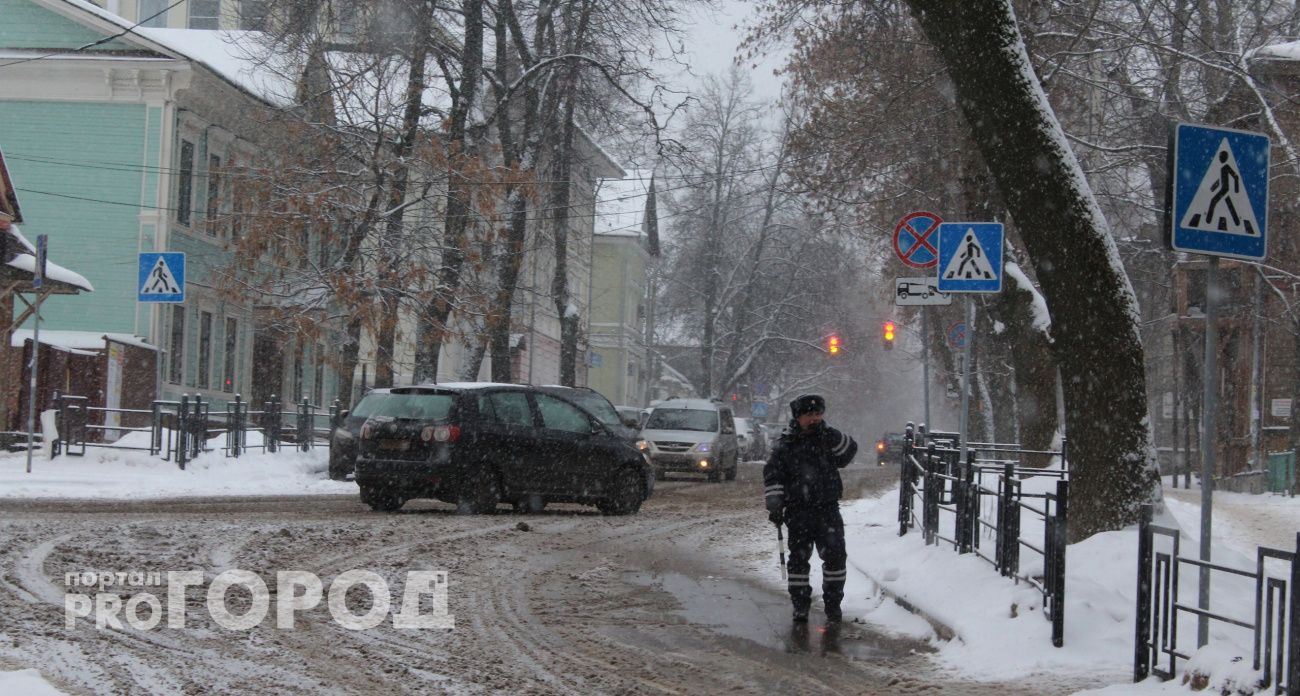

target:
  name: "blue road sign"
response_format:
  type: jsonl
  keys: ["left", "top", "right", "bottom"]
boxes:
{"left": 1171, "top": 123, "right": 1270, "bottom": 261}
{"left": 752, "top": 401, "right": 769, "bottom": 419}
{"left": 937, "top": 222, "right": 1003, "bottom": 293}
{"left": 33, "top": 234, "right": 47, "bottom": 289}
{"left": 947, "top": 322, "right": 966, "bottom": 350}
{"left": 138, "top": 252, "right": 185, "bottom": 303}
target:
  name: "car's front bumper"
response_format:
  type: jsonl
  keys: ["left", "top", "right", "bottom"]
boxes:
{"left": 650, "top": 452, "right": 716, "bottom": 473}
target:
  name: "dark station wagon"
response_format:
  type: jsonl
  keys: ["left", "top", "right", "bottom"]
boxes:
{"left": 349, "top": 384, "right": 654, "bottom": 515}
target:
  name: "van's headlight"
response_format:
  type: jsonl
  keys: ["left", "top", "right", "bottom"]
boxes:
{"left": 694, "top": 442, "right": 712, "bottom": 453}
{"left": 636, "top": 439, "right": 650, "bottom": 451}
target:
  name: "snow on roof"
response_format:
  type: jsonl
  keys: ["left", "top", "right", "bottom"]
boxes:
{"left": 1249, "top": 40, "right": 1300, "bottom": 63}
{"left": 421, "top": 382, "right": 528, "bottom": 390}
{"left": 54, "top": 1, "right": 296, "bottom": 107}
{"left": 134, "top": 28, "right": 297, "bottom": 107}
{"left": 594, "top": 171, "right": 653, "bottom": 237}
{"left": 10, "top": 329, "right": 157, "bottom": 352}
{"left": 4, "top": 224, "right": 93, "bottom": 292}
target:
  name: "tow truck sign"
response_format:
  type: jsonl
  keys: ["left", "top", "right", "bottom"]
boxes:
{"left": 895, "top": 277, "right": 952, "bottom": 306}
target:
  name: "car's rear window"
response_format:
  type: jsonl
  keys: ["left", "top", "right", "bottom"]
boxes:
{"left": 353, "top": 393, "right": 456, "bottom": 420}
{"left": 644, "top": 408, "right": 718, "bottom": 432}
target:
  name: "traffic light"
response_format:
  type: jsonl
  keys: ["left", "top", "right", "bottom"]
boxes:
{"left": 883, "top": 321, "right": 896, "bottom": 350}
{"left": 827, "top": 334, "right": 841, "bottom": 355}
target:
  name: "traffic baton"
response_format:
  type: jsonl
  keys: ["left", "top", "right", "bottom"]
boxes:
{"left": 776, "top": 523, "right": 787, "bottom": 581}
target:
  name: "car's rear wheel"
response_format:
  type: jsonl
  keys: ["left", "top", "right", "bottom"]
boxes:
{"left": 359, "top": 485, "right": 404, "bottom": 512}
{"left": 598, "top": 467, "right": 643, "bottom": 515}
{"left": 458, "top": 467, "right": 500, "bottom": 515}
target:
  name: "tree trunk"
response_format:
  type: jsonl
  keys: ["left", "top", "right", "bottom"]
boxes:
{"left": 549, "top": 109, "right": 580, "bottom": 386}
{"left": 375, "top": 5, "right": 435, "bottom": 387}
{"left": 336, "top": 316, "right": 364, "bottom": 409}
{"left": 489, "top": 195, "right": 529, "bottom": 382}
{"left": 905, "top": 0, "right": 1160, "bottom": 540}
{"left": 413, "top": 0, "right": 485, "bottom": 383}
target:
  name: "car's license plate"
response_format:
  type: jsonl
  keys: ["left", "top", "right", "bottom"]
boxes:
{"left": 379, "top": 439, "right": 410, "bottom": 451}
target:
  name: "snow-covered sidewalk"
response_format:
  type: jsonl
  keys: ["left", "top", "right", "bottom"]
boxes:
{"left": 0, "top": 431, "right": 353, "bottom": 499}
{"left": 744, "top": 474, "right": 1300, "bottom": 695}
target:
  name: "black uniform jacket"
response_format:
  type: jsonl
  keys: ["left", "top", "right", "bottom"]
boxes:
{"left": 763, "top": 422, "right": 858, "bottom": 511}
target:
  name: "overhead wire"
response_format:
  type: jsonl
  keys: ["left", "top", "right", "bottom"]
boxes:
{"left": 0, "top": 0, "right": 187, "bottom": 71}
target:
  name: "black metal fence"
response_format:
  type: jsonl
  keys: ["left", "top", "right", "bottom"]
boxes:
{"left": 1134, "top": 504, "right": 1300, "bottom": 692}
{"left": 897, "top": 422, "right": 1071, "bottom": 647}
{"left": 50, "top": 391, "right": 344, "bottom": 469}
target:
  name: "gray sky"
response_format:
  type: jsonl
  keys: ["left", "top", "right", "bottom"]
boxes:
{"left": 673, "top": 0, "right": 787, "bottom": 103}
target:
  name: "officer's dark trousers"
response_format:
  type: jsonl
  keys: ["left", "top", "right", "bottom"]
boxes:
{"left": 785, "top": 504, "right": 847, "bottom": 611}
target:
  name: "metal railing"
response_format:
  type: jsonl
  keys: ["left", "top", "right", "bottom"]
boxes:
{"left": 898, "top": 421, "right": 1071, "bottom": 647}
{"left": 48, "top": 391, "right": 343, "bottom": 470}
{"left": 1135, "top": 504, "right": 1300, "bottom": 693}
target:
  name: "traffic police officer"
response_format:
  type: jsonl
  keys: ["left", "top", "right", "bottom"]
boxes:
{"left": 763, "top": 394, "right": 857, "bottom": 622}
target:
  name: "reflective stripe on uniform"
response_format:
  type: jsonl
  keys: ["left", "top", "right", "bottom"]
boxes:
{"left": 832, "top": 433, "right": 850, "bottom": 456}
{"left": 765, "top": 485, "right": 784, "bottom": 494}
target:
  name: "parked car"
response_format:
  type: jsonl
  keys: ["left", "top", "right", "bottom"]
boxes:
{"left": 746, "top": 419, "right": 769, "bottom": 460}
{"left": 762, "top": 423, "right": 784, "bottom": 449}
{"left": 734, "top": 417, "right": 755, "bottom": 460}
{"left": 351, "top": 383, "right": 653, "bottom": 514}
{"left": 639, "top": 398, "right": 740, "bottom": 482}
{"left": 877, "top": 431, "right": 907, "bottom": 467}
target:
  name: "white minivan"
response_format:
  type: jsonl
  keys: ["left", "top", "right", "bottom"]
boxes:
{"left": 638, "top": 398, "right": 740, "bottom": 482}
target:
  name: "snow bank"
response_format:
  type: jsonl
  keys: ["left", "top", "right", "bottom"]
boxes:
{"left": 0, "top": 430, "right": 353, "bottom": 500}
{"left": 741, "top": 473, "right": 1297, "bottom": 693}
{"left": 0, "top": 669, "right": 69, "bottom": 696}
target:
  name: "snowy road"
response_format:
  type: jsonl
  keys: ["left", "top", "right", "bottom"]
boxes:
{"left": 1, "top": 464, "right": 1076, "bottom": 695}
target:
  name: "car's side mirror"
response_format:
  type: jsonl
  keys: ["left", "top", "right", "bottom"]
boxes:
{"left": 339, "top": 409, "right": 350, "bottom": 420}
{"left": 620, "top": 415, "right": 640, "bottom": 428}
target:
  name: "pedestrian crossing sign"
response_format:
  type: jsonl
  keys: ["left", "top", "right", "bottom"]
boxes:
{"left": 1171, "top": 123, "right": 1269, "bottom": 261}
{"left": 937, "top": 222, "right": 1003, "bottom": 293}
{"left": 138, "top": 252, "right": 185, "bottom": 303}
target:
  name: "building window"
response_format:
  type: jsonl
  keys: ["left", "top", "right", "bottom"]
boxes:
{"left": 293, "top": 346, "right": 305, "bottom": 401}
{"left": 177, "top": 139, "right": 195, "bottom": 226}
{"left": 205, "top": 154, "right": 222, "bottom": 236}
{"left": 198, "top": 311, "right": 213, "bottom": 389}
{"left": 239, "top": 0, "right": 269, "bottom": 30}
{"left": 168, "top": 305, "right": 185, "bottom": 384}
{"left": 314, "top": 350, "right": 325, "bottom": 405}
{"left": 223, "top": 317, "right": 238, "bottom": 393}
{"left": 189, "top": 0, "right": 221, "bottom": 29}
{"left": 140, "top": 0, "right": 169, "bottom": 27}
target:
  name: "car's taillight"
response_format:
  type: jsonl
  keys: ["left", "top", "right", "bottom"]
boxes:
{"left": 429, "top": 424, "right": 460, "bottom": 443}
{"left": 876, "top": 440, "right": 886, "bottom": 452}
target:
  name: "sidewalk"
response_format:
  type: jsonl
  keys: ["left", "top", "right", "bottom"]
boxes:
{"left": 1162, "top": 478, "right": 1300, "bottom": 554}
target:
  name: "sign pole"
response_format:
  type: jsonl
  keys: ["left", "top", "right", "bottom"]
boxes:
{"left": 1197, "top": 256, "right": 1219, "bottom": 647}
{"left": 25, "top": 234, "right": 47, "bottom": 474}
{"left": 958, "top": 296, "right": 974, "bottom": 464}
{"left": 922, "top": 306, "right": 931, "bottom": 432}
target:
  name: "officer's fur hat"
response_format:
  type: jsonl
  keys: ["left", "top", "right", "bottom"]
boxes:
{"left": 789, "top": 394, "right": 826, "bottom": 418}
